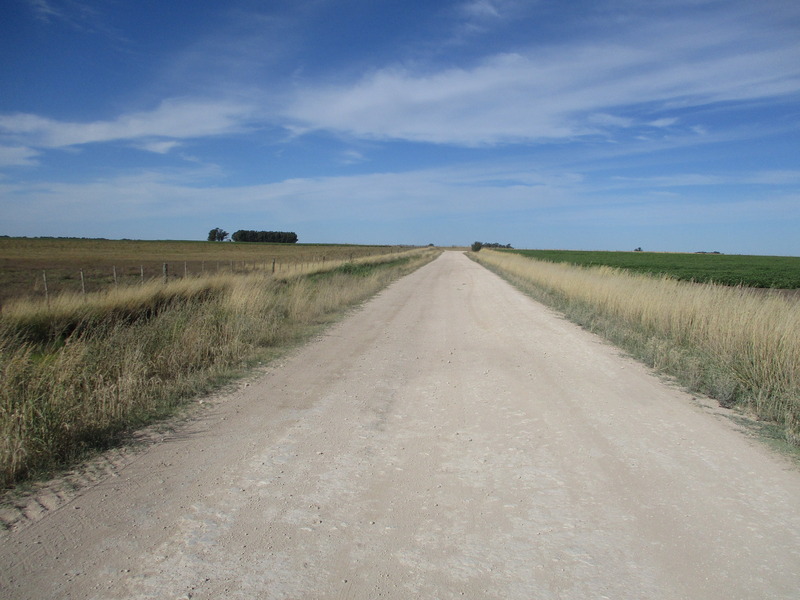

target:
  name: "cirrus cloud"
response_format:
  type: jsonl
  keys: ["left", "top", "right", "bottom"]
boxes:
{"left": 0, "top": 97, "right": 257, "bottom": 151}
{"left": 0, "top": 145, "right": 40, "bottom": 167}
{"left": 283, "top": 15, "right": 800, "bottom": 146}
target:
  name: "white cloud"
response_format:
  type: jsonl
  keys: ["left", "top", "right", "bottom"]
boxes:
{"left": 648, "top": 118, "right": 678, "bottom": 128}
{"left": 561, "top": 195, "right": 800, "bottom": 228}
{"left": 284, "top": 15, "right": 800, "bottom": 146}
{"left": 25, "top": 0, "right": 61, "bottom": 22}
{"left": 604, "top": 170, "right": 800, "bottom": 189}
{"left": 588, "top": 113, "right": 635, "bottom": 129}
{"left": 0, "top": 161, "right": 580, "bottom": 231}
{"left": 339, "top": 149, "right": 367, "bottom": 165}
{"left": 136, "top": 140, "right": 182, "bottom": 154}
{"left": 0, "top": 98, "right": 255, "bottom": 149}
{"left": 608, "top": 174, "right": 726, "bottom": 188}
{"left": 6, "top": 159, "right": 791, "bottom": 230}
{"left": 0, "top": 145, "right": 39, "bottom": 167}
{"left": 461, "top": 0, "right": 501, "bottom": 19}
{"left": 745, "top": 171, "right": 800, "bottom": 185}
{"left": 2, "top": 160, "right": 796, "bottom": 247}
{"left": 285, "top": 53, "right": 580, "bottom": 145}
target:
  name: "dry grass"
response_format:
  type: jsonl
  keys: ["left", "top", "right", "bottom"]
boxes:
{"left": 0, "top": 248, "right": 440, "bottom": 488}
{"left": 0, "top": 237, "right": 416, "bottom": 304}
{"left": 474, "top": 250, "right": 800, "bottom": 444}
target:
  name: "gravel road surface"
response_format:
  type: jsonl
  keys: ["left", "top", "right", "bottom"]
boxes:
{"left": 2, "top": 251, "right": 799, "bottom": 599}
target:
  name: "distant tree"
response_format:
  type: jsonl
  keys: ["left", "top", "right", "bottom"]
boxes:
{"left": 231, "top": 230, "right": 298, "bottom": 243}
{"left": 473, "top": 241, "right": 512, "bottom": 250}
{"left": 208, "top": 227, "right": 229, "bottom": 242}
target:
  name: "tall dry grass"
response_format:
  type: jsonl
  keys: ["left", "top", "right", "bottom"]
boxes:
{"left": 0, "top": 248, "right": 439, "bottom": 488}
{"left": 474, "top": 250, "right": 800, "bottom": 444}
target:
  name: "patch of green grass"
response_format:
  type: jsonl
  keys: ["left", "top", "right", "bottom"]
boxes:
{"left": 501, "top": 249, "right": 800, "bottom": 288}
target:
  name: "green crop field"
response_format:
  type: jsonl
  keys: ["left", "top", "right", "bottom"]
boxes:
{"left": 500, "top": 249, "right": 800, "bottom": 289}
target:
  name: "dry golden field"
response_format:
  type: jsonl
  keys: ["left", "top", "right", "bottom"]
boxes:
{"left": 0, "top": 244, "right": 439, "bottom": 487}
{"left": 0, "top": 237, "right": 416, "bottom": 305}
{"left": 474, "top": 249, "right": 800, "bottom": 446}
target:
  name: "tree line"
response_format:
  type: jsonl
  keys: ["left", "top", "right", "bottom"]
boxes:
{"left": 208, "top": 228, "right": 298, "bottom": 243}
{"left": 471, "top": 241, "right": 513, "bottom": 251}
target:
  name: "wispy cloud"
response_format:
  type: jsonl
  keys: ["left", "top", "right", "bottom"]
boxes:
{"left": 3, "top": 160, "right": 792, "bottom": 228}
{"left": 560, "top": 195, "right": 800, "bottom": 229}
{"left": 4, "top": 0, "right": 798, "bottom": 252}
{"left": 25, "top": 0, "right": 62, "bottom": 22}
{"left": 0, "top": 98, "right": 256, "bottom": 150}
{"left": 284, "top": 14, "right": 800, "bottom": 146}
{"left": 135, "top": 140, "right": 182, "bottom": 155}
{"left": 608, "top": 170, "right": 800, "bottom": 189}
{"left": 452, "top": 0, "right": 520, "bottom": 39}
{"left": 461, "top": 0, "right": 501, "bottom": 19}
{"left": 648, "top": 118, "right": 678, "bottom": 128}
{"left": 0, "top": 146, "right": 39, "bottom": 167}
{"left": 23, "top": 0, "right": 122, "bottom": 40}
{"left": 0, "top": 161, "right": 583, "bottom": 231}
{"left": 338, "top": 149, "right": 368, "bottom": 165}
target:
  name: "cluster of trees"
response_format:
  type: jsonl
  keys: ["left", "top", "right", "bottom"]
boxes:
{"left": 232, "top": 230, "right": 298, "bottom": 243}
{"left": 208, "top": 228, "right": 299, "bottom": 243}
{"left": 208, "top": 228, "right": 229, "bottom": 242}
{"left": 471, "top": 241, "right": 513, "bottom": 251}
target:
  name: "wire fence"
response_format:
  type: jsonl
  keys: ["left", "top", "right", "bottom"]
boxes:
{"left": 32, "top": 258, "right": 332, "bottom": 298}
{"left": 6, "top": 249, "right": 420, "bottom": 306}
{"left": 0, "top": 246, "right": 422, "bottom": 307}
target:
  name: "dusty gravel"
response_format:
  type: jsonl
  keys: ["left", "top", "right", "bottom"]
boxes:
{"left": 2, "top": 251, "right": 799, "bottom": 599}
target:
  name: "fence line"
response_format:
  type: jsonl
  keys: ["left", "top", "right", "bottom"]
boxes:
{"left": 20, "top": 249, "right": 418, "bottom": 302}
{"left": 31, "top": 257, "right": 343, "bottom": 299}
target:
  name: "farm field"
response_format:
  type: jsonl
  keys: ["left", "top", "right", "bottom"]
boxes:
{"left": 0, "top": 240, "right": 439, "bottom": 488}
{"left": 502, "top": 249, "right": 800, "bottom": 288}
{"left": 473, "top": 249, "right": 800, "bottom": 449}
{"left": 0, "top": 237, "right": 415, "bottom": 305}
{"left": 2, "top": 252, "right": 799, "bottom": 599}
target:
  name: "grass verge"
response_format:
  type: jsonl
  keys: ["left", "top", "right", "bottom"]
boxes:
{"left": 472, "top": 250, "right": 800, "bottom": 446}
{"left": 0, "top": 248, "right": 440, "bottom": 489}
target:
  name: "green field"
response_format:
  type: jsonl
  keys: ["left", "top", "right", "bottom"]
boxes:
{"left": 501, "top": 249, "right": 800, "bottom": 288}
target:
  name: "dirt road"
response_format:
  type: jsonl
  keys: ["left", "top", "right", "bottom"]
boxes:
{"left": 2, "top": 251, "right": 799, "bottom": 599}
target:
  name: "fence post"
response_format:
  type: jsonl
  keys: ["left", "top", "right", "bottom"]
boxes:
{"left": 272, "top": 258, "right": 276, "bottom": 274}
{"left": 113, "top": 266, "right": 118, "bottom": 286}
{"left": 42, "top": 270, "right": 49, "bottom": 306}
{"left": 163, "top": 263, "right": 168, "bottom": 284}
{"left": 80, "top": 269, "right": 86, "bottom": 295}
{"left": 140, "top": 265, "right": 144, "bottom": 284}
{"left": 184, "top": 261, "right": 188, "bottom": 278}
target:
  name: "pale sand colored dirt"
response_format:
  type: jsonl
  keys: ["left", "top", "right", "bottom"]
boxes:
{"left": 1, "top": 251, "right": 799, "bottom": 599}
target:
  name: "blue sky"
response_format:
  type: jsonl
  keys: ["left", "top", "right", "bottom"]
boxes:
{"left": 1, "top": 0, "right": 799, "bottom": 254}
